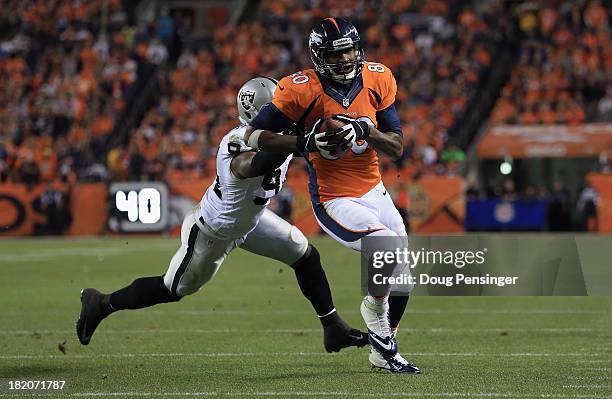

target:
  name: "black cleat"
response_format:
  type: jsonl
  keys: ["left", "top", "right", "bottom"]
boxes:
{"left": 324, "top": 324, "right": 369, "bottom": 353}
{"left": 76, "top": 288, "right": 111, "bottom": 346}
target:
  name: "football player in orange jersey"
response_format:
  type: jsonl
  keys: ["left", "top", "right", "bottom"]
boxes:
{"left": 244, "top": 17, "right": 419, "bottom": 373}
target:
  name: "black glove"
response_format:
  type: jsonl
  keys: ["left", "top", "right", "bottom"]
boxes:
{"left": 315, "top": 125, "right": 356, "bottom": 160}
{"left": 296, "top": 118, "right": 324, "bottom": 152}
{"left": 332, "top": 114, "right": 371, "bottom": 140}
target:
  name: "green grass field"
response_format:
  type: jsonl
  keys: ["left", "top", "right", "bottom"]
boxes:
{"left": 0, "top": 236, "right": 610, "bottom": 398}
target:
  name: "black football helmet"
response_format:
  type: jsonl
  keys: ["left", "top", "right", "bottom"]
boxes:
{"left": 309, "top": 17, "right": 364, "bottom": 84}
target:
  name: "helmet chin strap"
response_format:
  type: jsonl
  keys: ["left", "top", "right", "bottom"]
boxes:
{"left": 329, "top": 66, "right": 357, "bottom": 84}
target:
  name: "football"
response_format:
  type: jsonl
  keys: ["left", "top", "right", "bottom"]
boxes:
{"left": 317, "top": 117, "right": 353, "bottom": 160}
{"left": 319, "top": 117, "right": 346, "bottom": 134}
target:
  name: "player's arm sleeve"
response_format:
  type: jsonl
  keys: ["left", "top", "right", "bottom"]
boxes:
{"left": 231, "top": 151, "right": 291, "bottom": 179}
{"left": 376, "top": 103, "right": 402, "bottom": 136}
{"left": 249, "top": 151, "right": 291, "bottom": 176}
{"left": 249, "top": 103, "right": 294, "bottom": 132}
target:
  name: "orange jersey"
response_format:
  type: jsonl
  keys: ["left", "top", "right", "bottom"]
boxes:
{"left": 272, "top": 62, "right": 398, "bottom": 202}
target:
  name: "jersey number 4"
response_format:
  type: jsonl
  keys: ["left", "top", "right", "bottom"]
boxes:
{"left": 261, "top": 169, "right": 281, "bottom": 194}
{"left": 254, "top": 169, "right": 281, "bottom": 206}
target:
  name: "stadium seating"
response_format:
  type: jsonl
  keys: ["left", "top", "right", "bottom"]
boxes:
{"left": 490, "top": 1, "right": 610, "bottom": 125}
{"left": 2, "top": 0, "right": 609, "bottom": 185}
{"left": 0, "top": 0, "right": 152, "bottom": 183}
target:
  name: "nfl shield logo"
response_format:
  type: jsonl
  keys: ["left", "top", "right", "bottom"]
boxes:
{"left": 343, "top": 98, "right": 349, "bottom": 107}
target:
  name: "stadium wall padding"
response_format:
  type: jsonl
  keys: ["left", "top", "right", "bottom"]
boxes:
{"left": 0, "top": 183, "right": 107, "bottom": 237}
{"left": 0, "top": 173, "right": 464, "bottom": 236}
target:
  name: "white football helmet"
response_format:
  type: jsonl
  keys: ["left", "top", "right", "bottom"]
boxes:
{"left": 237, "top": 76, "right": 278, "bottom": 124}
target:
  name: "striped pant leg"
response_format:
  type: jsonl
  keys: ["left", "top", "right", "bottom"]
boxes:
{"left": 163, "top": 210, "right": 238, "bottom": 297}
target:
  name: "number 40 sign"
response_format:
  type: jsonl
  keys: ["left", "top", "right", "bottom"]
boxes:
{"left": 109, "top": 182, "right": 169, "bottom": 232}
{"left": 115, "top": 188, "right": 161, "bottom": 224}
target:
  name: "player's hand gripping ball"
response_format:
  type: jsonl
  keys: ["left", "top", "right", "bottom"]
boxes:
{"left": 313, "top": 118, "right": 357, "bottom": 160}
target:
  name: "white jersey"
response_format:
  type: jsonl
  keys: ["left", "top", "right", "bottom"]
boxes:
{"left": 200, "top": 125, "right": 292, "bottom": 239}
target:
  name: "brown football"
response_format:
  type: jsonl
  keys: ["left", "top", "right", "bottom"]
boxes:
{"left": 319, "top": 117, "right": 346, "bottom": 134}
{"left": 318, "top": 117, "right": 352, "bottom": 145}
{"left": 316, "top": 117, "right": 352, "bottom": 159}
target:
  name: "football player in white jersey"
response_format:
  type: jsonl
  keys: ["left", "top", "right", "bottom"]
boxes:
{"left": 76, "top": 77, "right": 368, "bottom": 353}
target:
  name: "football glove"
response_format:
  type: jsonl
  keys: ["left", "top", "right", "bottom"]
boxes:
{"left": 315, "top": 125, "right": 356, "bottom": 160}
{"left": 296, "top": 118, "right": 324, "bottom": 153}
{"left": 332, "top": 114, "right": 373, "bottom": 140}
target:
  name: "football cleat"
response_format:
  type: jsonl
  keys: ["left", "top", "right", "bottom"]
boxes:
{"left": 367, "top": 330, "right": 397, "bottom": 359}
{"left": 324, "top": 323, "right": 369, "bottom": 353}
{"left": 369, "top": 349, "right": 421, "bottom": 374}
{"left": 360, "top": 297, "right": 397, "bottom": 358}
{"left": 76, "top": 288, "right": 111, "bottom": 346}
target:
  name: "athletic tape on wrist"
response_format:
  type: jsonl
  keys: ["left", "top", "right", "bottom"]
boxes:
{"left": 247, "top": 129, "right": 264, "bottom": 150}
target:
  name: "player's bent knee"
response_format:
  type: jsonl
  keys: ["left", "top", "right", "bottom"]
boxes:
{"left": 174, "top": 284, "right": 199, "bottom": 297}
{"left": 363, "top": 228, "right": 413, "bottom": 294}
{"left": 363, "top": 228, "right": 403, "bottom": 257}
{"left": 291, "top": 244, "right": 319, "bottom": 270}
{"left": 163, "top": 288, "right": 183, "bottom": 302}
{"left": 290, "top": 225, "right": 309, "bottom": 254}
{"left": 145, "top": 275, "right": 183, "bottom": 303}
{"left": 173, "top": 270, "right": 217, "bottom": 297}
{"left": 279, "top": 225, "right": 309, "bottom": 265}
{"left": 368, "top": 228, "right": 398, "bottom": 238}
{"left": 163, "top": 273, "right": 199, "bottom": 298}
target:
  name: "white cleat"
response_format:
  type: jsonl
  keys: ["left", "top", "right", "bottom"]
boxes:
{"left": 369, "top": 349, "right": 421, "bottom": 374}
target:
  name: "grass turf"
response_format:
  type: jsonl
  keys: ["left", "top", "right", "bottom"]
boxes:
{"left": 0, "top": 236, "right": 610, "bottom": 398}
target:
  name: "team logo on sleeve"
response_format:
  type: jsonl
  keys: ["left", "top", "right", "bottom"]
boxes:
{"left": 239, "top": 89, "right": 256, "bottom": 111}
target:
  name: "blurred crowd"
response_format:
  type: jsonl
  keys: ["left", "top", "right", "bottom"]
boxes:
{"left": 2, "top": 0, "right": 610, "bottom": 186}
{"left": 0, "top": 0, "right": 164, "bottom": 185}
{"left": 115, "top": 0, "right": 511, "bottom": 182}
{"left": 490, "top": 0, "right": 611, "bottom": 125}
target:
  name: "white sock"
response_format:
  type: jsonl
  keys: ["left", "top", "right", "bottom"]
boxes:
{"left": 363, "top": 295, "right": 388, "bottom": 313}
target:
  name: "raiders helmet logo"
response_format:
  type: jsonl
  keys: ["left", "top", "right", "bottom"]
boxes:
{"left": 239, "top": 89, "right": 256, "bottom": 110}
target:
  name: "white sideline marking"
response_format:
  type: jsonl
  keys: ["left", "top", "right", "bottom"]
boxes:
{"left": 563, "top": 385, "right": 611, "bottom": 389}
{"left": 0, "top": 327, "right": 606, "bottom": 335}
{"left": 0, "top": 391, "right": 610, "bottom": 398}
{"left": 579, "top": 368, "right": 611, "bottom": 371}
{"left": 566, "top": 376, "right": 611, "bottom": 381}
{"left": 0, "top": 351, "right": 605, "bottom": 360}
{"left": 142, "top": 309, "right": 610, "bottom": 315}
{"left": 0, "top": 352, "right": 332, "bottom": 360}
{"left": 577, "top": 360, "right": 612, "bottom": 363}
{"left": 2, "top": 308, "right": 608, "bottom": 316}
{"left": 121, "top": 308, "right": 612, "bottom": 316}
